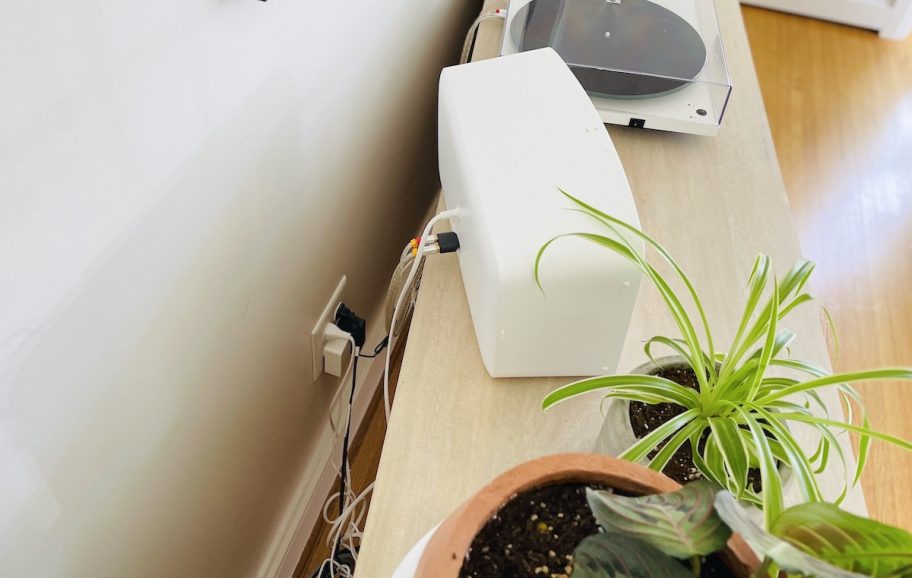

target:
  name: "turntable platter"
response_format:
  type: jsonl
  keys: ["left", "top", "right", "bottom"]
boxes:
{"left": 509, "top": 0, "right": 707, "bottom": 98}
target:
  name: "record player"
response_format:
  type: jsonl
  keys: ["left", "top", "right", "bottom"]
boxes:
{"left": 500, "top": 0, "right": 733, "bottom": 136}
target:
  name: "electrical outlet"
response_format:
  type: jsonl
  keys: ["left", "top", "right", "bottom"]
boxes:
{"left": 311, "top": 276, "right": 347, "bottom": 381}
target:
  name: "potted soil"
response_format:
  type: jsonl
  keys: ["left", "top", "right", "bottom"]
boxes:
{"left": 414, "top": 453, "right": 759, "bottom": 578}
{"left": 595, "top": 355, "right": 789, "bottom": 493}
{"left": 596, "top": 356, "right": 715, "bottom": 483}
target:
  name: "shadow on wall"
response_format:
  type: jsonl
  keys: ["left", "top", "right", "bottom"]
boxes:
{"left": 0, "top": 0, "right": 469, "bottom": 566}
{"left": 4, "top": 76, "right": 321, "bottom": 576}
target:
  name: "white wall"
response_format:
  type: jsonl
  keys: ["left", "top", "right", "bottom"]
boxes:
{"left": 0, "top": 1, "right": 475, "bottom": 575}
{"left": 740, "top": 0, "right": 912, "bottom": 38}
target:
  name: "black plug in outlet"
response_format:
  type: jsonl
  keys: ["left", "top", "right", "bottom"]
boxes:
{"left": 334, "top": 303, "right": 366, "bottom": 348}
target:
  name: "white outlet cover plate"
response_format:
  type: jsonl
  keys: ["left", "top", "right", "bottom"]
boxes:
{"left": 311, "top": 276, "right": 347, "bottom": 381}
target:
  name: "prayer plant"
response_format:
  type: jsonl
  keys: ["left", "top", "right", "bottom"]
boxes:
{"left": 535, "top": 189, "right": 912, "bottom": 527}
{"left": 575, "top": 481, "right": 912, "bottom": 578}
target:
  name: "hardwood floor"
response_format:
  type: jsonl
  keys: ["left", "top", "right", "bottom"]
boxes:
{"left": 743, "top": 6, "right": 912, "bottom": 531}
{"left": 297, "top": 8, "right": 912, "bottom": 574}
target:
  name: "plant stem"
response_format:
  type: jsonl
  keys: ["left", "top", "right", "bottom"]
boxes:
{"left": 691, "top": 555, "right": 701, "bottom": 577}
{"left": 752, "top": 557, "right": 774, "bottom": 578}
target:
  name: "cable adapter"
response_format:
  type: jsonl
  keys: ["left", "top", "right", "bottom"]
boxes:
{"left": 334, "top": 303, "right": 366, "bottom": 348}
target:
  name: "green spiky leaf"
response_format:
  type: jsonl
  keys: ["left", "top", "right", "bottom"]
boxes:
{"left": 771, "top": 502, "right": 912, "bottom": 577}
{"left": 714, "top": 492, "right": 867, "bottom": 578}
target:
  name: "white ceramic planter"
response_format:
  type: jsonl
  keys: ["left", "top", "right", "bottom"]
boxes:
{"left": 594, "top": 396, "right": 638, "bottom": 458}
{"left": 392, "top": 525, "right": 438, "bottom": 578}
{"left": 594, "top": 356, "right": 681, "bottom": 459}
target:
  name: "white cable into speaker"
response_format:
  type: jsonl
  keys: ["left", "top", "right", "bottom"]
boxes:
{"left": 399, "top": 241, "right": 414, "bottom": 262}
{"left": 460, "top": 9, "right": 507, "bottom": 64}
{"left": 383, "top": 208, "right": 462, "bottom": 421}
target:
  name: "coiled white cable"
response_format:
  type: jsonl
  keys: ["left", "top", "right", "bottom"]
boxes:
{"left": 460, "top": 9, "right": 507, "bottom": 64}
{"left": 317, "top": 478, "right": 374, "bottom": 578}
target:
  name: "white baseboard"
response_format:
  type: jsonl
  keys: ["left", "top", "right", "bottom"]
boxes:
{"left": 255, "top": 314, "right": 389, "bottom": 578}
{"left": 879, "top": 0, "right": 912, "bottom": 39}
{"left": 741, "top": 0, "right": 890, "bottom": 31}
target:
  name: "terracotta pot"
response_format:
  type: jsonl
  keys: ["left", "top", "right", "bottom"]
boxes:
{"left": 414, "top": 453, "right": 759, "bottom": 578}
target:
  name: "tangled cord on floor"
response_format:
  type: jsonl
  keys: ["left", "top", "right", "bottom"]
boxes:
{"left": 313, "top": 464, "right": 374, "bottom": 577}
{"left": 313, "top": 350, "right": 374, "bottom": 578}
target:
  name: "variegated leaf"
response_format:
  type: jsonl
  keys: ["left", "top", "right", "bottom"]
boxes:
{"left": 586, "top": 480, "right": 730, "bottom": 559}
{"left": 572, "top": 532, "right": 693, "bottom": 578}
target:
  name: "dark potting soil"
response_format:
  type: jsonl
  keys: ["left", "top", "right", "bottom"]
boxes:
{"left": 629, "top": 365, "right": 764, "bottom": 492}
{"left": 459, "top": 481, "right": 732, "bottom": 577}
{"left": 460, "top": 482, "right": 597, "bottom": 577}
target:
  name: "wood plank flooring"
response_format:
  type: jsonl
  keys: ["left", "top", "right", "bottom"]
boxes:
{"left": 297, "top": 8, "right": 912, "bottom": 575}
{"left": 743, "top": 6, "right": 912, "bottom": 531}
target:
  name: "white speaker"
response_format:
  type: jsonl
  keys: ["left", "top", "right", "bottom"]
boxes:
{"left": 438, "top": 48, "right": 643, "bottom": 378}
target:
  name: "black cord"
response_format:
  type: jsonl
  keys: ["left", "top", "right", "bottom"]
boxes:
{"left": 336, "top": 334, "right": 386, "bottom": 525}
{"left": 312, "top": 349, "right": 359, "bottom": 578}
{"left": 337, "top": 354, "right": 357, "bottom": 519}
{"left": 328, "top": 334, "right": 387, "bottom": 570}
{"left": 328, "top": 349, "right": 359, "bottom": 573}
{"left": 357, "top": 335, "right": 389, "bottom": 359}
{"left": 467, "top": 21, "right": 481, "bottom": 63}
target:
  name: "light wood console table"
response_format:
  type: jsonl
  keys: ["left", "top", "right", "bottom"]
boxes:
{"left": 355, "top": 1, "right": 865, "bottom": 575}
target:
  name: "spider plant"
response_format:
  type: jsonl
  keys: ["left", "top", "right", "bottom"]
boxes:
{"left": 535, "top": 189, "right": 912, "bottom": 527}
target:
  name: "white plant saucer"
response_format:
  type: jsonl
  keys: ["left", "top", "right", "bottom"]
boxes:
{"left": 391, "top": 525, "right": 438, "bottom": 578}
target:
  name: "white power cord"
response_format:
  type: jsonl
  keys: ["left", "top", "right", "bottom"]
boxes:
{"left": 460, "top": 8, "right": 507, "bottom": 64}
{"left": 317, "top": 476, "right": 374, "bottom": 578}
{"left": 399, "top": 241, "right": 414, "bottom": 262}
{"left": 316, "top": 444, "right": 373, "bottom": 578}
{"left": 386, "top": 245, "right": 420, "bottom": 337}
{"left": 326, "top": 331, "right": 357, "bottom": 435}
{"left": 384, "top": 242, "right": 442, "bottom": 339}
{"left": 383, "top": 209, "right": 462, "bottom": 421}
